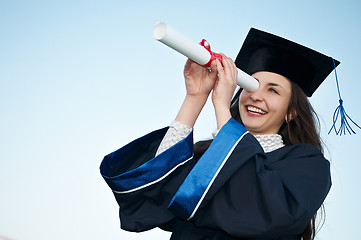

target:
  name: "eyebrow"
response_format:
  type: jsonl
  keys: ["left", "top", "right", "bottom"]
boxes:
{"left": 268, "top": 82, "right": 283, "bottom": 88}
{"left": 267, "top": 82, "right": 285, "bottom": 91}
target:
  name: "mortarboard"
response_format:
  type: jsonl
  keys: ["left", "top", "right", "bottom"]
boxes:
{"left": 235, "top": 28, "right": 339, "bottom": 97}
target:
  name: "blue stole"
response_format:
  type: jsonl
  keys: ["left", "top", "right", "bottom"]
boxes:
{"left": 168, "top": 118, "right": 248, "bottom": 220}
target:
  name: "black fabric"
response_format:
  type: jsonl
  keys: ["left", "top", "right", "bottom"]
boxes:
{"left": 104, "top": 127, "right": 168, "bottom": 178}
{"left": 101, "top": 127, "right": 331, "bottom": 239}
{"left": 234, "top": 28, "right": 340, "bottom": 97}
{"left": 167, "top": 220, "right": 301, "bottom": 240}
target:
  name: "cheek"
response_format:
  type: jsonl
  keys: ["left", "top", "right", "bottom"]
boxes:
{"left": 269, "top": 98, "right": 289, "bottom": 118}
{"left": 238, "top": 92, "right": 248, "bottom": 113}
{"left": 239, "top": 91, "right": 249, "bottom": 105}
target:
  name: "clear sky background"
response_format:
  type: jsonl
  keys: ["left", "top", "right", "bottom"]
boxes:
{"left": 1, "top": 1, "right": 361, "bottom": 239}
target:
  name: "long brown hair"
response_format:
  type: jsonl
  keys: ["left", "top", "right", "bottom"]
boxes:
{"left": 194, "top": 81, "right": 323, "bottom": 240}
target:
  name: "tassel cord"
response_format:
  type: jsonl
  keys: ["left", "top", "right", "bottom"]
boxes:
{"left": 328, "top": 58, "right": 361, "bottom": 135}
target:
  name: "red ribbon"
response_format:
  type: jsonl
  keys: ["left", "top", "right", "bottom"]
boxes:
{"left": 199, "top": 39, "right": 223, "bottom": 68}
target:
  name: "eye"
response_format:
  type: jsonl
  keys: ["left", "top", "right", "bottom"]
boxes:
{"left": 269, "top": 87, "right": 279, "bottom": 95}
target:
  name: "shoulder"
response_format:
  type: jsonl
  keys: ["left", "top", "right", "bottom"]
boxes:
{"left": 265, "top": 143, "right": 330, "bottom": 171}
{"left": 269, "top": 143, "right": 324, "bottom": 159}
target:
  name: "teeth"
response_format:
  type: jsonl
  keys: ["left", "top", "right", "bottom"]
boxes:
{"left": 247, "top": 106, "right": 266, "bottom": 114}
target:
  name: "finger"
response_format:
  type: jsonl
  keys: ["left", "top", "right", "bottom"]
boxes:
{"left": 222, "top": 55, "right": 237, "bottom": 80}
{"left": 210, "top": 60, "right": 218, "bottom": 73}
{"left": 216, "top": 59, "right": 225, "bottom": 81}
{"left": 216, "top": 58, "right": 224, "bottom": 77}
{"left": 221, "top": 54, "right": 232, "bottom": 72}
{"left": 202, "top": 61, "right": 216, "bottom": 83}
{"left": 220, "top": 55, "right": 233, "bottom": 80}
{"left": 225, "top": 57, "right": 237, "bottom": 80}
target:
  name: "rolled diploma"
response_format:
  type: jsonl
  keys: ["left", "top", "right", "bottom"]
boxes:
{"left": 152, "top": 22, "right": 259, "bottom": 92}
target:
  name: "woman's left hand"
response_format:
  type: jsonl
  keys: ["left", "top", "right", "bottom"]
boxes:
{"left": 212, "top": 54, "right": 238, "bottom": 108}
{"left": 212, "top": 54, "right": 238, "bottom": 129}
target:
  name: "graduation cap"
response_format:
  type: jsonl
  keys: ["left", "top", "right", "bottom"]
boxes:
{"left": 235, "top": 28, "right": 338, "bottom": 97}
{"left": 234, "top": 28, "right": 360, "bottom": 135}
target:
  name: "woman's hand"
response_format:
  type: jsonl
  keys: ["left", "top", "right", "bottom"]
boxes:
{"left": 183, "top": 58, "right": 218, "bottom": 98}
{"left": 175, "top": 59, "right": 218, "bottom": 128}
{"left": 212, "top": 54, "right": 238, "bottom": 129}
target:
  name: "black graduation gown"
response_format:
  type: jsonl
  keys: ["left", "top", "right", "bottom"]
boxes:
{"left": 100, "top": 118, "right": 331, "bottom": 240}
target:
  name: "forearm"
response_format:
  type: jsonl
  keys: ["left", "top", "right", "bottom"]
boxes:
{"left": 175, "top": 94, "right": 208, "bottom": 128}
{"left": 214, "top": 105, "right": 232, "bottom": 130}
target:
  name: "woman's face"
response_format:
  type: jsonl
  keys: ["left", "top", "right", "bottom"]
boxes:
{"left": 239, "top": 71, "right": 292, "bottom": 135}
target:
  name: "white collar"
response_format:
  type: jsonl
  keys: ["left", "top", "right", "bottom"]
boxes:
{"left": 254, "top": 134, "right": 285, "bottom": 153}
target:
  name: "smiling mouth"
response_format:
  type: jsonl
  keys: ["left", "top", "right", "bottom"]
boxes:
{"left": 247, "top": 105, "right": 267, "bottom": 115}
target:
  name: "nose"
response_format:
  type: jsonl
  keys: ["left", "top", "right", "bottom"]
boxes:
{"left": 249, "top": 88, "right": 264, "bottom": 102}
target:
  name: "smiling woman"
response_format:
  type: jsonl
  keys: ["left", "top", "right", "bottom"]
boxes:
{"left": 100, "top": 27, "right": 339, "bottom": 240}
{"left": 239, "top": 71, "right": 292, "bottom": 135}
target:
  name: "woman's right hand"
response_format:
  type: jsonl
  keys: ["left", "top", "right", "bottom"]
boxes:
{"left": 174, "top": 59, "right": 218, "bottom": 128}
{"left": 183, "top": 58, "right": 218, "bottom": 98}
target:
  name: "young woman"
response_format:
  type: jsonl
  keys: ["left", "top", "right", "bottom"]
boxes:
{"left": 100, "top": 28, "right": 339, "bottom": 240}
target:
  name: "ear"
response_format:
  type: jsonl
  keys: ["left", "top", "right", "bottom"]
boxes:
{"left": 285, "top": 109, "right": 297, "bottom": 123}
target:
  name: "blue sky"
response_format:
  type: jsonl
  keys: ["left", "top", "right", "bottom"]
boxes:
{"left": 1, "top": 1, "right": 361, "bottom": 239}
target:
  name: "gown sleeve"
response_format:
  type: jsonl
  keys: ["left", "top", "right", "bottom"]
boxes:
{"left": 100, "top": 127, "right": 196, "bottom": 232}
{"left": 156, "top": 120, "right": 193, "bottom": 155}
{"left": 168, "top": 118, "right": 331, "bottom": 238}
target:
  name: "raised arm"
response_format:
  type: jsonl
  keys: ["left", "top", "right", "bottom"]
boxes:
{"left": 212, "top": 55, "right": 238, "bottom": 130}
{"left": 157, "top": 56, "right": 237, "bottom": 155}
{"left": 175, "top": 58, "right": 218, "bottom": 128}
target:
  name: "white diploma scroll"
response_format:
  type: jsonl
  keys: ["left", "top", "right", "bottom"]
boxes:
{"left": 152, "top": 22, "right": 259, "bottom": 92}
